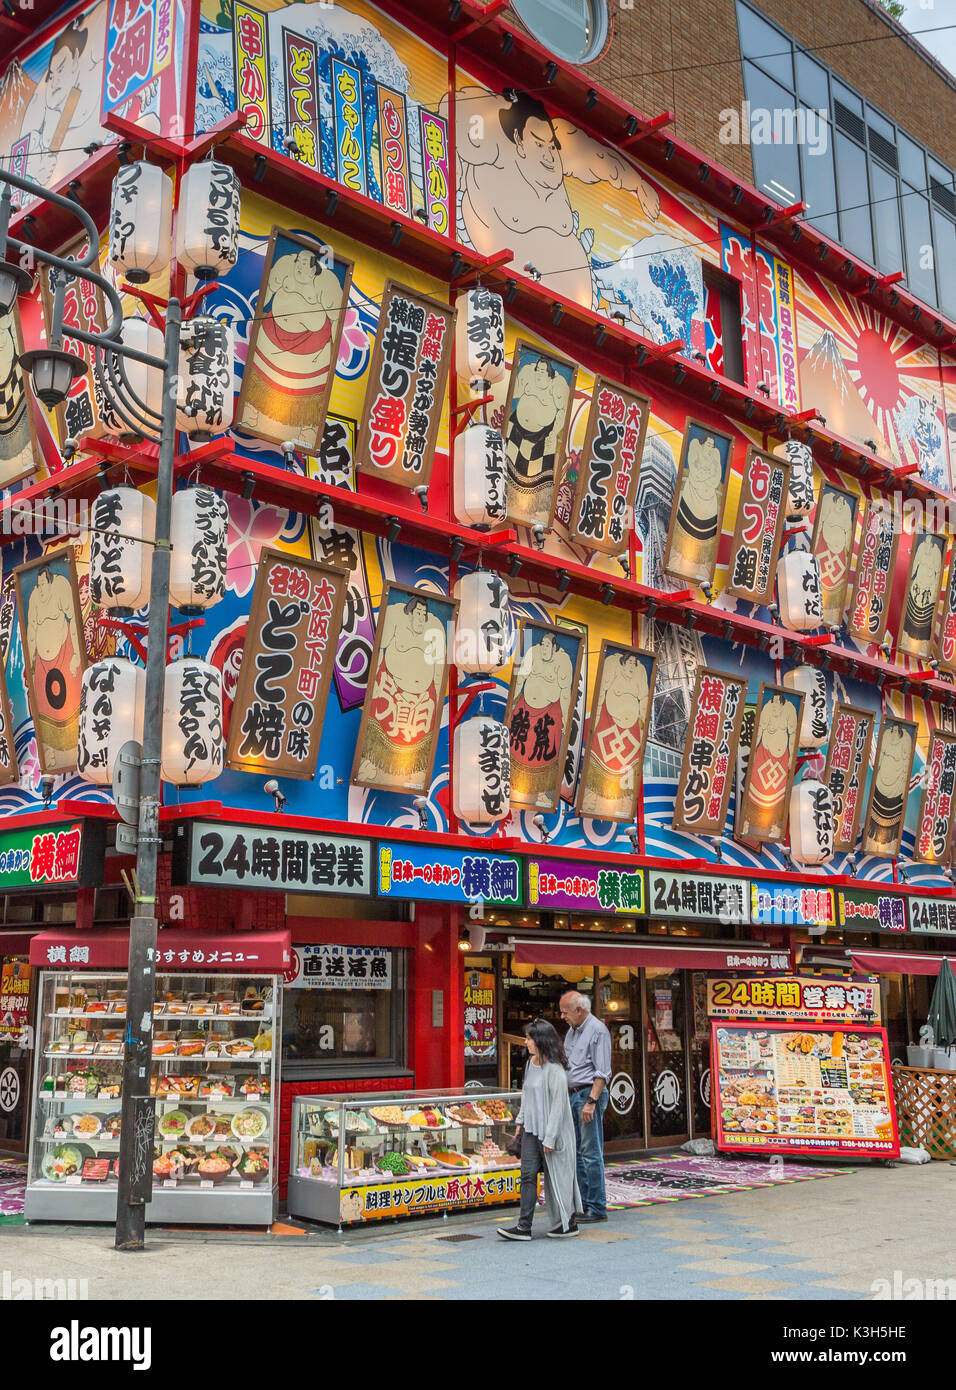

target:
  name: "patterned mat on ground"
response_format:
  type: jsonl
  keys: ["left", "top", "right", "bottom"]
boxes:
{"left": 604, "top": 1154, "right": 852, "bottom": 1209}
{"left": 0, "top": 1158, "right": 26, "bottom": 1221}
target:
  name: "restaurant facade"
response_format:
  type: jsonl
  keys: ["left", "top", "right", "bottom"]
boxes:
{"left": 0, "top": 0, "right": 954, "bottom": 1213}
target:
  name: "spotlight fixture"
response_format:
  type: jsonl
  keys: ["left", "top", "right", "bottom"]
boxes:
{"left": 263, "top": 778, "right": 286, "bottom": 813}
{"left": 61, "top": 437, "right": 79, "bottom": 462}
{"left": 595, "top": 325, "right": 607, "bottom": 347}
{"left": 617, "top": 552, "right": 630, "bottom": 577}
{"left": 663, "top": 141, "right": 674, "bottom": 161}
{"left": 532, "top": 813, "right": 551, "bottom": 844}
{"left": 412, "top": 484, "right": 429, "bottom": 512}
{"left": 449, "top": 537, "right": 465, "bottom": 564}
{"left": 253, "top": 153, "right": 267, "bottom": 182}
{"left": 756, "top": 382, "right": 771, "bottom": 396}
{"left": 413, "top": 796, "right": 430, "bottom": 831}
{"left": 83, "top": 141, "right": 101, "bottom": 157}
{"left": 555, "top": 568, "right": 570, "bottom": 593}
{"left": 698, "top": 163, "right": 710, "bottom": 183}
{"left": 390, "top": 220, "right": 403, "bottom": 248}
{"left": 709, "top": 837, "right": 723, "bottom": 864}
{"left": 240, "top": 472, "right": 255, "bottom": 501}
{"left": 731, "top": 185, "right": 743, "bottom": 204}
{"left": 449, "top": 0, "right": 462, "bottom": 19}
{"left": 864, "top": 439, "right": 878, "bottom": 453}
{"left": 585, "top": 89, "right": 598, "bottom": 110}
{"left": 40, "top": 775, "right": 55, "bottom": 809}
{"left": 625, "top": 825, "right": 640, "bottom": 851}
{"left": 544, "top": 62, "right": 557, "bottom": 85}
{"left": 530, "top": 523, "right": 546, "bottom": 549}
{"left": 625, "top": 115, "right": 639, "bottom": 136}
{"left": 600, "top": 584, "right": 614, "bottom": 605}
{"left": 502, "top": 88, "right": 518, "bottom": 103}
{"left": 523, "top": 263, "right": 542, "bottom": 282}
{"left": 283, "top": 136, "right": 301, "bottom": 158}
{"left": 508, "top": 556, "right": 522, "bottom": 578}
{"left": 387, "top": 519, "right": 401, "bottom": 543}
{"left": 325, "top": 189, "right": 339, "bottom": 216}
{"left": 501, "top": 33, "right": 514, "bottom": 55}
{"left": 505, "top": 279, "right": 517, "bottom": 303}
{"left": 700, "top": 581, "right": 715, "bottom": 602}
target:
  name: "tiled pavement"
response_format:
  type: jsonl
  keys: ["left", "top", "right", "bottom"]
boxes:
{"left": 1, "top": 1160, "right": 953, "bottom": 1299}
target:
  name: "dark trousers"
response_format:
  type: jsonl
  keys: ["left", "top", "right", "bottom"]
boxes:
{"left": 517, "top": 1129, "right": 545, "bottom": 1229}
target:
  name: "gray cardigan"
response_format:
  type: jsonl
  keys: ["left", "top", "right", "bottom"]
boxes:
{"left": 516, "top": 1060, "right": 582, "bottom": 1229}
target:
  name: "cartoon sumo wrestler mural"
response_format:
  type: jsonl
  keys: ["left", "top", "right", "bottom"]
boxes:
{"left": 505, "top": 621, "right": 584, "bottom": 812}
{"left": 862, "top": 717, "right": 917, "bottom": 857}
{"left": 14, "top": 549, "right": 87, "bottom": 774}
{"left": 738, "top": 685, "right": 803, "bottom": 843}
{"left": 899, "top": 531, "right": 946, "bottom": 658}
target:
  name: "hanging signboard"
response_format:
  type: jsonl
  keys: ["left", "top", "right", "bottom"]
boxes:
{"left": 861, "top": 716, "right": 918, "bottom": 858}
{"left": 725, "top": 447, "right": 788, "bottom": 604}
{"left": 663, "top": 420, "right": 734, "bottom": 585}
{"left": 0, "top": 820, "right": 103, "bottom": 891}
{"left": 225, "top": 549, "right": 347, "bottom": 778}
{"left": 913, "top": 729, "right": 956, "bottom": 864}
{"left": 576, "top": 643, "right": 657, "bottom": 823}
{"left": 0, "top": 300, "right": 40, "bottom": 489}
{"left": 285, "top": 945, "right": 391, "bottom": 991}
{"left": 898, "top": 529, "right": 947, "bottom": 659}
{"left": 810, "top": 483, "right": 858, "bottom": 626}
{"left": 646, "top": 870, "right": 749, "bottom": 924}
{"left": 0, "top": 652, "right": 18, "bottom": 787}
{"left": 356, "top": 281, "right": 454, "bottom": 490}
{"left": 823, "top": 703, "right": 876, "bottom": 852}
{"left": 906, "top": 896, "right": 956, "bottom": 936}
{"left": 706, "top": 976, "right": 881, "bottom": 1024}
{"left": 846, "top": 497, "right": 899, "bottom": 644}
{"left": 505, "top": 620, "right": 585, "bottom": 814}
{"left": 750, "top": 881, "right": 836, "bottom": 930}
{"left": 501, "top": 339, "right": 577, "bottom": 532}
{"left": 232, "top": 3, "right": 272, "bottom": 144}
{"left": 14, "top": 547, "right": 87, "bottom": 775}
{"left": 235, "top": 228, "right": 353, "bottom": 452}
{"left": 527, "top": 859, "right": 645, "bottom": 915}
{"left": 40, "top": 234, "right": 111, "bottom": 444}
{"left": 283, "top": 30, "right": 320, "bottom": 170}
{"left": 174, "top": 822, "right": 373, "bottom": 896}
{"left": 0, "top": 958, "right": 31, "bottom": 1040}
{"left": 352, "top": 583, "right": 457, "bottom": 795}
{"left": 567, "top": 379, "right": 650, "bottom": 556}
{"left": 672, "top": 667, "right": 747, "bottom": 834}
{"left": 376, "top": 843, "right": 522, "bottom": 906}
{"left": 376, "top": 86, "right": 411, "bottom": 215}
{"left": 331, "top": 58, "right": 368, "bottom": 194}
{"left": 419, "top": 108, "right": 451, "bottom": 236}
{"left": 712, "top": 1023, "right": 899, "bottom": 1158}
{"left": 838, "top": 888, "right": 908, "bottom": 933}
{"left": 737, "top": 682, "right": 804, "bottom": 843}
{"left": 934, "top": 544, "right": 956, "bottom": 674}
{"left": 464, "top": 969, "right": 496, "bottom": 1061}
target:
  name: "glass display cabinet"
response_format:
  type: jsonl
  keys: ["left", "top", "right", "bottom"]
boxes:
{"left": 289, "top": 1088, "right": 523, "bottom": 1226}
{"left": 26, "top": 969, "right": 279, "bottom": 1225}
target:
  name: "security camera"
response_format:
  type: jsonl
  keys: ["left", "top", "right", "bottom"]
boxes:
{"left": 625, "top": 826, "right": 640, "bottom": 851}
{"left": 412, "top": 485, "right": 429, "bottom": 512}
{"left": 412, "top": 796, "right": 429, "bottom": 830}
{"left": 532, "top": 813, "right": 551, "bottom": 844}
{"left": 531, "top": 523, "right": 546, "bottom": 549}
{"left": 264, "top": 779, "right": 285, "bottom": 812}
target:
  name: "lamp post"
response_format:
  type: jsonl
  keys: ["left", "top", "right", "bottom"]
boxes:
{"left": 0, "top": 167, "right": 181, "bottom": 1252}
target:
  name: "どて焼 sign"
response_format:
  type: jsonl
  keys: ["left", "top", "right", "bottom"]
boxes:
{"left": 0, "top": 821, "right": 103, "bottom": 891}
{"left": 286, "top": 945, "right": 391, "bottom": 991}
{"left": 567, "top": 379, "right": 650, "bottom": 555}
{"left": 175, "top": 822, "right": 373, "bottom": 896}
{"left": 225, "top": 549, "right": 347, "bottom": 778}
{"left": 357, "top": 281, "right": 453, "bottom": 489}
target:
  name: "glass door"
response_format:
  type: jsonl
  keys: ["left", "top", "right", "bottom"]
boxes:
{"left": 690, "top": 973, "right": 713, "bottom": 1138}
{"left": 598, "top": 968, "right": 644, "bottom": 1145}
{"left": 644, "top": 969, "right": 689, "bottom": 1144}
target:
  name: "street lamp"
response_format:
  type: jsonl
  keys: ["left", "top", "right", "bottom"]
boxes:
{"left": 0, "top": 165, "right": 183, "bottom": 1253}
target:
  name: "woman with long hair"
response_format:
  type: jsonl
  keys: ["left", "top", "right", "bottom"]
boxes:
{"left": 497, "top": 1018, "right": 581, "bottom": 1240}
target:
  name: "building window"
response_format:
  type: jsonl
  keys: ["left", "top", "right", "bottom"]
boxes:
{"left": 511, "top": 0, "right": 609, "bottom": 65}
{"left": 703, "top": 263, "right": 746, "bottom": 384}
{"left": 735, "top": 0, "right": 956, "bottom": 315}
{"left": 281, "top": 947, "right": 405, "bottom": 1076}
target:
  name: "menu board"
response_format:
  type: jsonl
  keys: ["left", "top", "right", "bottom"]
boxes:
{"left": 712, "top": 1024, "right": 899, "bottom": 1158}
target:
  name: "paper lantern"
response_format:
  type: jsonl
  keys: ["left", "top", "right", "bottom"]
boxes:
{"left": 455, "top": 287, "right": 506, "bottom": 388}
{"left": 161, "top": 658, "right": 223, "bottom": 786}
{"left": 453, "top": 570, "right": 514, "bottom": 674}
{"left": 454, "top": 425, "right": 506, "bottom": 528}
{"left": 108, "top": 161, "right": 173, "bottom": 284}
{"left": 176, "top": 317, "right": 234, "bottom": 437}
{"left": 77, "top": 658, "right": 145, "bottom": 785}
{"left": 174, "top": 159, "right": 241, "bottom": 279}
{"left": 789, "top": 777, "right": 835, "bottom": 865}
{"left": 169, "top": 486, "right": 228, "bottom": 611}
{"left": 89, "top": 486, "right": 155, "bottom": 613}
{"left": 775, "top": 438, "right": 816, "bottom": 519}
{"left": 453, "top": 716, "right": 511, "bottom": 827}
{"left": 113, "top": 316, "right": 164, "bottom": 428}
{"left": 783, "top": 665, "right": 828, "bottom": 748}
{"left": 776, "top": 549, "right": 823, "bottom": 631}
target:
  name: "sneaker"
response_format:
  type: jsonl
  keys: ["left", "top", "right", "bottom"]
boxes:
{"left": 497, "top": 1225, "right": 532, "bottom": 1241}
{"left": 577, "top": 1212, "right": 608, "bottom": 1223}
{"left": 547, "top": 1223, "right": 579, "bottom": 1238}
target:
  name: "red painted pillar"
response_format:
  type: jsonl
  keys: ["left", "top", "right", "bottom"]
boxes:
{"left": 408, "top": 903, "right": 464, "bottom": 1090}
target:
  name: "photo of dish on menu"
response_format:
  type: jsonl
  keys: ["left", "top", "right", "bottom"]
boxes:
{"left": 711, "top": 1023, "right": 899, "bottom": 1158}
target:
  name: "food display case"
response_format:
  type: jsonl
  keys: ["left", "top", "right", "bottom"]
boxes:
{"left": 289, "top": 1089, "right": 523, "bottom": 1226}
{"left": 25, "top": 967, "right": 280, "bottom": 1225}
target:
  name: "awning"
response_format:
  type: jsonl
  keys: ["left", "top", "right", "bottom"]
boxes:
{"left": 0, "top": 929, "right": 40, "bottom": 956}
{"left": 511, "top": 940, "right": 791, "bottom": 972}
{"left": 29, "top": 928, "right": 292, "bottom": 974}
{"left": 850, "top": 948, "right": 955, "bottom": 978}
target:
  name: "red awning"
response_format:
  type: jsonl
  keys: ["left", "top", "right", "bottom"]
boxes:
{"left": 29, "top": 928, "right": 292, "bottom": 974}
{"left": 511, "top": 940, "right": 791, "bottom": 972}
{"left": 850, "top": 949, "right": 955, "bottom": 977}
{"left": 0, "top": 930, "right": 40, "bottom": 957}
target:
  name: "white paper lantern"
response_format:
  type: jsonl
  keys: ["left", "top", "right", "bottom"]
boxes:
{"left": 108, "top": 161, "right": 173, "bottom": 284}
{"left": 113, "top": 316, "right": 164, "bottom": 429}
{"left": 789, "top": 777, "right": 835, "bottom": 865}
{"left": 162, "top": 658, "right": 223, "bottom": 786}
{"left": 455, "top": 287, "right": 506, "bottom": 388}
{"left": 774, "top": 438, "right": 816, "bottom": 519}
{"left": 454, "top": 716, "right": 511, "bottom": 827}
{"left": 453, "top": 569, "right": 514, "bottom": 674}
{"left": 783, "top": 665, "right": 828, "bottom": 749}
{"left": 169, "top": 486, "right": 228, "bottom": 611}
{"left": 77, "top": 658, "right": 145, "bottom": 785}
{"left": 454, "top": 424, "right": 506, "bottom": 528}
{"left": 176, "top": 317, "right": 234, "bottom": 437}
{"left": 175, "top": 159, "right": 241, "bottom": 279}
{"left": 776, "top": 549, "right": 823, "bottom": 631}
{"left": 89, "top": 486, "right": 155, "bottom": 612}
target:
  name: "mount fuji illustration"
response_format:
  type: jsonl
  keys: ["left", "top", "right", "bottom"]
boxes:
{"left": 798, "top": 330, "right": 890, "bottom": 456}
{"left": 0, "top": 60, "right": 34, "bottom": 133}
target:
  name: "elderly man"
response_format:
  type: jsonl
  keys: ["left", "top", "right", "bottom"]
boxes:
{"left": 559, "top": 991, "right": 612, "bottom": 1223}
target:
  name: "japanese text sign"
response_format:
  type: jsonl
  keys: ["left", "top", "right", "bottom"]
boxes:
{"left": 707, "top": 976, "right": 881, "bottom": 1023}
{"left": 673, "top": 667, "right": 747, "bottom": 834}
{"left": 726, "top": 447, "right": 789, "bottom": 603}
{"left": 646, "top": 871, "right": 749, "bottom": 924}
{"left": 823, "top": 703, "right": 875, "bottom": 852}
{"left": 180, "top": 823, "right": 372, "bottom": 896}
{"left": 286, "top": 945, "right": 391, "bottom": 991}
{"left": 838, "top": 888, "right": 908, "bottom": 933}
{"left": 567, "top": 379, "right": 650, "bottom": 556}
{"left": 377, "top": 844, "right": 522, "bottom": 906}
{"left": 527, "top": 859, "right": 645, "bottom": 914}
